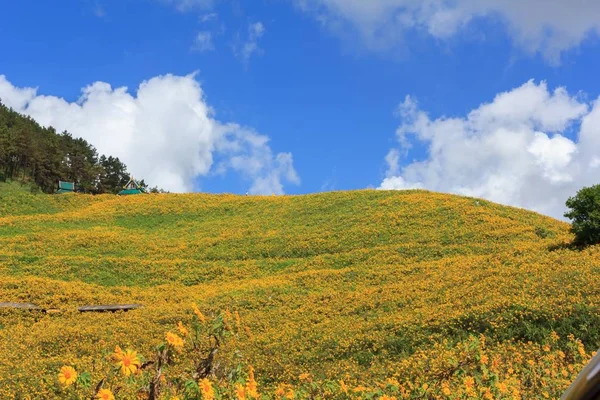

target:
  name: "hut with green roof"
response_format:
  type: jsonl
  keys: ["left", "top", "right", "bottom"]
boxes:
{"left": 118, "top": 176, "right": 146, "bottom": 195}
{"left": 56, "top": 181, "right": 75, "bottom": 194}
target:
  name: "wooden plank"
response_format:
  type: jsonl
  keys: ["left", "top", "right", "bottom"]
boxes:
{"left": 0, "top": 302, "right": 42, "bottom": 310}
{"left": 78, "top": 304, "right": 143, "bottom": 313}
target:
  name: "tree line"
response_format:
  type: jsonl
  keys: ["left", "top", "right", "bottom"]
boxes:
{"left": 0, "top": 100, "right": 162, "bottom": 194}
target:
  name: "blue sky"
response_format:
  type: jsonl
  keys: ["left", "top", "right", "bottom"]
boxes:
{"left": 1, "top": 0, "right": 600, "bottom": 218}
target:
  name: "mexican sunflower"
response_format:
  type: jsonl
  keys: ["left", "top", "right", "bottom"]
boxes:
{"left": 236, "top": 384, "right": 246, "bottom": 400}
{"left": 57, "top": 366, "right": 77, "bottom": 387}
{"left": 199, "top": 378, "right": 215, "bottom": 400}
{"left": 246, "top": 366, "right": 259, "bottom": 399}
{"left": 166, "top": 332, "right": 184, "bottom": 351}
{"left": 96, "top": 388, "right": 115, "bottom": 400}
{"left": 113, "top": 348, "right": 141, "bottom": 376}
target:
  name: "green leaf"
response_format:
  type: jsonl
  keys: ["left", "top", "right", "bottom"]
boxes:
{"left": 76, "top": 371, "right": 92, "bottom": 388}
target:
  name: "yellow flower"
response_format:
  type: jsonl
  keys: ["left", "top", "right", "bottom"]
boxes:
{"left": 285, "top": 389, "right": 295, "bottom": 399}
{"left": 464, "top": 376, "right": 475, "bottom": 396}
{"left": 380, "top": 396, "right": 397, "bottom": 400}
{"left": 246, "top": 366, "right": 259, "bottom": 399}
{"left": 236, "top": 383, "right": 247, "bottom": 400}
{"left": 578, "top": 343, "right": 586, "bottom": 357}
{"left": 480, "top": 354, "right": 489, "bottom": 365}
{"left": 58, "top": 365, "right": 77, "bottom": 387}
{"left": 340, "top": 380, "right": 349, "bottom": 394}
{"left": 192, "top": 304, "right": 206, "bottom": 323}
{"left": 543, "top": 344, "right": 551, "bottom": 352}
{"left": 112, "top": 345, "right": 123, "bottom": 359}
{"left": 441, "top": 381, "right": 451, "bottom": 396}
{"left": 200, "top": 378, "right": 215, "bottom": 400}
{"left": 496, "top": 381, "right": 508, "bottom": 394}
{"left": 244, "top": 325, "right": 253, "bottom": 338}
{"left": 166, "top": 332, "right": 184, "bottom": 351}
{"left": 177, "top": 321, "right": 189, "bottom": 337}
{"left": 464, "top": 376, "right": 474, "bottom": 388}
{"left": 512, "top": 386, "right": 521, "bottom": 400}
{"left": 96, "top": 388, "right": 115, "bottom": 400}
{"left": 299, "top": 372, "right": 310, "bottom": 381}
{"left": 113, "top": 348, "right": 141, "bottom": 376}
{"left": 275, "top": 384, "right": 286, "bottom": 396}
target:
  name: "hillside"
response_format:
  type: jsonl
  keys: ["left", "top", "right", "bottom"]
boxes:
{"left": 1, "top": 182, "right": 599, "bottom": 398}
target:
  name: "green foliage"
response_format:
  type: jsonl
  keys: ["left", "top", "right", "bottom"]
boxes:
{"left": 564, "top": 184, "right": 600, "bottom": 245}
{"left": 535, "top": 226, "right": 555, "bottom": 239}
{"left": 76, "top": 371, "right": 92, "bottom": 388}
{"left": 0, "top": 181, "right": 61, "bottom": 216}
{"left": 0, "top": 101, "right": 158, "bottom": 194}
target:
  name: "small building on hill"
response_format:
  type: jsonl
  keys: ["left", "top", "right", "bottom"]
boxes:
{"left": 56, "top": 181, "right": 75, "bottom": 194}
{"left": 118, "top": 176, "right": 146, "bottom": 195}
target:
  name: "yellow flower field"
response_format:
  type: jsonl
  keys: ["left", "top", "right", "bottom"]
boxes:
{"left": 1, "top": 184, "right": 599, "bottom": 398}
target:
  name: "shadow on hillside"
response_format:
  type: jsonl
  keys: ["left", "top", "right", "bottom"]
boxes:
{"left": 330, "top": 304, "right": 600, "bottom": 367}
{"left": 547, "top": 241, "right": 587, "bottom": 252}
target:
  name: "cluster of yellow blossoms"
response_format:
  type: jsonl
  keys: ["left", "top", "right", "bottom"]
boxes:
{"left": 46, "top": 306, "right": 591, "bottom": 399}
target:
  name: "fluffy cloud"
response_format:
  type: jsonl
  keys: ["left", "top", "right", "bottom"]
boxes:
{"left": 0, "top": 74, "right": 299, "bottom": 194}
{"left": 379, "top": 80, "right": 600, "bottom": 220}
{"left": 295, "top": 0, "right": 600, "bottom": 62}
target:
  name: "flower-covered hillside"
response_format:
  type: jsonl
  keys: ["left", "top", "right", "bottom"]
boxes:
{"left": 0, "top": 183, "right": 599, "bottom": 398}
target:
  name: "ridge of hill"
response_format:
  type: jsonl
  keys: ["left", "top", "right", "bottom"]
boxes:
{"left": 0, "top": 184, "right": 599, "bottom": 398}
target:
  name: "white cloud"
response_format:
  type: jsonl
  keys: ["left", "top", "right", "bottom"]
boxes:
{"left": 379, "top": 80, "right": 600, "bottom": 220}
{"left": 384, "top": 149, "right": 401, "bottom": 178}
{"left": 0, "top": 74, "right": 299, "bottom": 194}
{"left": 295, "top": 0, "right": 600, "bottom": 62}
{"left": 193, "top": 31, "right": 215, "bottom": 52}
{"left": 213, "top": 126, "right": 300, "bottom": 194}
{"left": 235, "top": 22, "right": 266, "bottom": 64}
{"left": 0, "top": 78, "right": 37, "bottom": 111}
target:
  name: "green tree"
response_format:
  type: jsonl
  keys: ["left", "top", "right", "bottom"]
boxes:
{"left": 564, "top": 184, "right": 600, "bottom": 246}
{"left": 0, "top": 100, "right": 155, "bottom": 194}
{"left": 98, "top": 155, "right": 129, "bottom": 193}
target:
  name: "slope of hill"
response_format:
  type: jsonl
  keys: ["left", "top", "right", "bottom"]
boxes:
{"left": 0, "top": 183, "right": 599, "bottom": 398}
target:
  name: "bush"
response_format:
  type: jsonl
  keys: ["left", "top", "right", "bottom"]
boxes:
{"left": 535, "top": 226, "right": 554, "bottom": 239}
{"left": 564, "top": 184, "right": 600, "bottom": 246}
